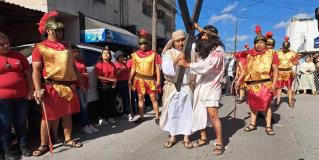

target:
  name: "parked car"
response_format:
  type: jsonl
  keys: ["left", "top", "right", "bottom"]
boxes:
{"left": 12, "top": 43, "right": 124, "bottom": 115}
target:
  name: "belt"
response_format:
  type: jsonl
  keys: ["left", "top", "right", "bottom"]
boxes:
{"left": 45, "top": 79, "right": 75, "bottom": 86}
{"left": 278, "top": 68, "right": 292, "bottom": 71}
{"left": 135, "top": 73, "right": 155, "bottom": 80}
{"left": 246, "top": 79, "right": 271, "bottom": 85}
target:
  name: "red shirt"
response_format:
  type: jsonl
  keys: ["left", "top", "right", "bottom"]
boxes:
{"left": 114, "top": 62, "right": 129, "bottom": 81}
{"left": 32, "top": 40, "right": 69, "bottom": 77}
{"left": 0, "top": 50, "right": 30, "bottom": 99}
{"left": 95, "top": 61, "right": 116, "bottom": 83}
{"left": 74, "top": 60, "right": 89, "bottom": 88}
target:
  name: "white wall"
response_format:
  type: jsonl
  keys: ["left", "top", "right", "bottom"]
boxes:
{"left": 4, "top": 0, "right": 48, "bottom": 12}
{"left": 286, "top": 18, "right": 319, "bottom": 52}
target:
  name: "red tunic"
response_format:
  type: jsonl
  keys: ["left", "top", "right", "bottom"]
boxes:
{"left": 74, "top": 60, "right": 89, "bottom": 88}
{"left": 32, "top": 40, "right": 80, "bottom": 120}
{"left": 243, "top": 48, "right": 279, "bottom": 111}
{"left": 95, "top": 61, "right": 116, "bottom": 83}
{"left": 0, "top": 50, "right": 30, "bottom": 99}
{"left": 114, "top": 62, "right": 129, "bottom": 81}
{"left": 132, "top": 50, "right": 162, "bottom": 94}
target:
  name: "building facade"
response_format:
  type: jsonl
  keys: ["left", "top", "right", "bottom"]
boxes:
{"left": 0, "top": 0, "right": 176, "bottom": 49}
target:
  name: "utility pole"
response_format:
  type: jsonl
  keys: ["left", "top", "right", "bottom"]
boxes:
{"left": 152, "top": 0, "right": 157, "bottom": 51}
{"left": 234, "top": 20, "right": 238, "bottom": 54}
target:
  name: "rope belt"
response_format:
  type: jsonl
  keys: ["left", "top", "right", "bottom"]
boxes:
{"left": 135, "top": 73, "right": 155, "bottom": 80}
{"left": 45, "top": 78, "right": 75, "bottom": 86}
{"left": 246, "top": 78, "right": 271, "bottom": 85}
{"left": 278, "top": 68, "right": 292, "bottom": 71}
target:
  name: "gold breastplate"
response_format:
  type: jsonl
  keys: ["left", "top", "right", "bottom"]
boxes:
{"left": 132, "top": 51, "right": 155, "bottom": 77}
{"left": 38, "top": 44, "right": 77, "bottom": 81}
{"left": 244, "top": 49, "right": 274, "bottom": 82}
{"left": 277, "top": 50, "right": 296, "bottom": 69}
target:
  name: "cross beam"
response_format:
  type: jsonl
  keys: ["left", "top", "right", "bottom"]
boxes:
{"left": 174, "top": 0, "right": 203, "bottom": 91}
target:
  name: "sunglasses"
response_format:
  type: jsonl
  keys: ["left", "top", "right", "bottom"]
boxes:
{"left": 139, "top": 42, "right": 148, "bottom": 45}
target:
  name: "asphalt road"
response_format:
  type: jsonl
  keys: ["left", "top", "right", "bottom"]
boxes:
{"left": 23, "top": 94, "right": 319, "bottom": 160}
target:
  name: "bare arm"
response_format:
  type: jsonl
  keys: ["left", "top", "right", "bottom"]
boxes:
{"left": 155, "top": 64, "right": 161, "bottom": 86}
{"left": 24, "top": 68, "right": 34, "bottom": 100}
{"left": 128, "top": 63, "right": 136, "bottom": 87}
{"left": 271, "top": 63, "right": 279, "bottom": 92}
{"left": 32, "top": 61, "right": 43, "bottom": 103}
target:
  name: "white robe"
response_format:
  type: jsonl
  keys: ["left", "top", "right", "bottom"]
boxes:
{"left": 190, "top": 46, "right": 225, "bottom": 132}
{"left": 160, "top": 48, "right": 193, "bottom": 136}
{"left": 299, "top": 62, "right": 316, "bottom": 91}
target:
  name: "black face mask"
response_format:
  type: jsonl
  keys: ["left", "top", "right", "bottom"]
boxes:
{"left": 52, "top": 29, "right": 64, "bottom": 41}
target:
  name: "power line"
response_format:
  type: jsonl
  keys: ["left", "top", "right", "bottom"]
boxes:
{"left": 200, "top": 0, "right": 264, "bottom": 19}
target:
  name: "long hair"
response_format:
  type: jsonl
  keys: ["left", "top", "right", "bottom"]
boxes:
{"left": 99, "top": 49, "right": 112, "bottom": 62}
{"left": 68, "top": 43, "right": 82, "bottom": 60}
{"left": 195, "top": 25, "right": 224, "bottom": 59}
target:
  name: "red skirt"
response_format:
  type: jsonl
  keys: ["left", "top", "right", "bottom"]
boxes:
{"left": 247, "top": 83, "right": 273, "bottom": 112}
{"left": 276, "top": 76, "right": 294, "bottom": 89}
{"left": 42, "top": 84, "right": 80, "bottom": 120}
{"left": 133, "top": 77, "right": 159, "bottom": 95}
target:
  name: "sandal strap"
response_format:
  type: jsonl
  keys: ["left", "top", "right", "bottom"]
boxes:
{"left": 249, "top": 124, "right": 256, "bottom": 127}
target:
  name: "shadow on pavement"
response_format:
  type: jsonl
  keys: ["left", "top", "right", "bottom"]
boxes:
{"left": 189, "top": 115, "right": 245, "bottom": 147}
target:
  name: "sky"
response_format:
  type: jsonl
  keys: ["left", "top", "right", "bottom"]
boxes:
{"left": 175, "top": 0, "right": 319, "bottom": 52}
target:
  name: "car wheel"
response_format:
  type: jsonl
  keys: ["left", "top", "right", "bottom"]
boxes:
{"left": 114, "top": 93, "right": 123, "bottom": 115}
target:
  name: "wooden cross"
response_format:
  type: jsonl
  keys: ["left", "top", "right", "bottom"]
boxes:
{"left": 174, "top": 0, "right": 203, "bottom": 91}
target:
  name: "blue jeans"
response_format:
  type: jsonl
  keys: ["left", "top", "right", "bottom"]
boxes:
{"left": 117, "top": 80, "right": 130, "bottom": 114}
{"left": 76, "top": 88, "right": 90, "bottom": 126}
{"left": 0, "top": 98, "right": 28, "bottom": 151}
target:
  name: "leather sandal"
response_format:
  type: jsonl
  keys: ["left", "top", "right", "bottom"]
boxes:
{"left": 288, "top": 99, "right": 295, "bottom": 108}
{"left": 164, "top": 140, "right": 176, "bottom": 148}
{"left": 32, "top": 145, "right": 49, "bottom": 157}
{"left": 244, "top": 124, "right": 257, "bottom": 132}
{"left": 213, "top": 143, "right": 225, "bottom": 155}
{"left": 62, "top": 139, "right": 83, "bottom": 148}
{"left": 265, "top": 127, "right": 275, "bottom": 135}
{"left": 182, "top": 141, "right": 193, "bottom": 149}
{"left": 192, "top": 138, "right": 208, "bottom": 147}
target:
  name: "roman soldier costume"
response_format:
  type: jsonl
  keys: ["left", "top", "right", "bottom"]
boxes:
{"left": 32, "top": 11, "right": 80, "bottom": 120}
{"left": 241, "top": 26, "right": 279, "bottom": 111}
{"left": 276, "top": 37, "right": 298, "bottom": 89}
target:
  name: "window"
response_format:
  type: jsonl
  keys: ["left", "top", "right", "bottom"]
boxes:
{"left": 142, "top": 0, "right": 152, "bottom": 17}
{"left": 164, "top": 16, "right": 173, "bottom": 32}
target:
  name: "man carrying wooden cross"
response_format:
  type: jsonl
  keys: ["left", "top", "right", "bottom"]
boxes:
{"left": 178, "top": 23, "right": 225, "bottom": 155}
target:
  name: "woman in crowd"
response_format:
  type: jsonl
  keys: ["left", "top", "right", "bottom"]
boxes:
{"left": 70, "top": 44, "right": 99, "bottom": 134}
{"left": 0, "top": 32, "right": 33, "bottom": 159}
{"left": 114, "top": 50, "right": 132, "bottom": 120}
{"left": 95, "top": 49, "right": 117, "bottom": 125}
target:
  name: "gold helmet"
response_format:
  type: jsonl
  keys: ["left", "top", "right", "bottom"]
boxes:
{"left": 253, "top": 25, "right": 266, "bottom": 44}
{"left": 38, "top": 11, "right": 64, "bottom": 35}
{"left": 265, "top": 31, "right": 275, "bottom": 47}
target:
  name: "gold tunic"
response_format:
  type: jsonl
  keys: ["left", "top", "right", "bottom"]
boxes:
{"left": 38, "top": 44, "right": 77, "bottom": 101}
{"left": 132, "top": 51, "right": 155, "bottom": 77}
{"left": 277, "top": 50, "right": 296, "bottom": 81}
{"left": 244, "top": 49, "right": 275, "bottom": 93}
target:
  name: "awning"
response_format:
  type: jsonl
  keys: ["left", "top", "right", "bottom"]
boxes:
{"left": 81, "top": 17, "right": 138, "bottom": 47}
{"left": 314, "top": 36, "right": 319, "bottom": 48}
